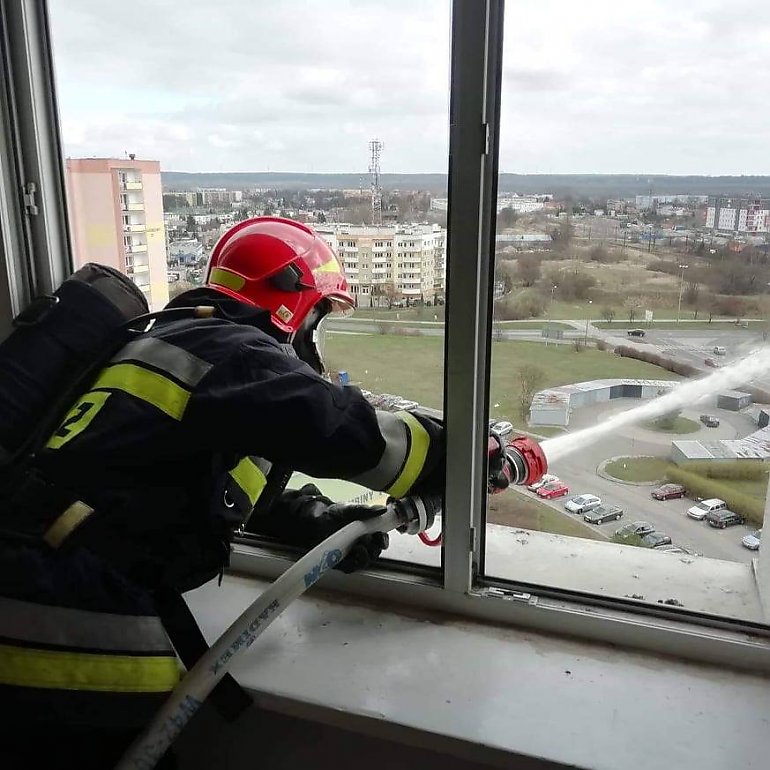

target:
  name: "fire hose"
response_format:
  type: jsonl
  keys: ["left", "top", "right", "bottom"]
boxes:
{"left": 116, "top": 436, "right": 546, "bottom": 769}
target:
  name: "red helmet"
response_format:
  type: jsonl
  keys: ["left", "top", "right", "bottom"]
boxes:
{"left": 205, "top": 216, "right": 353, "bottom": 335}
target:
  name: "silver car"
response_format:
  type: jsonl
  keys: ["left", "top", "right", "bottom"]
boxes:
{"left": 742, "top": 529, "right": 762, "bottom": 551}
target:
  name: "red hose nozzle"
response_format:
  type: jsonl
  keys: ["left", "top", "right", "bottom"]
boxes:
{"left": 505, "top": 436, "right": 548, "bottom": 487}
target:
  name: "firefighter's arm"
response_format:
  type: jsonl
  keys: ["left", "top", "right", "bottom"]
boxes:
{"left": 186, "top": 335, "right": 444, "bottom": 497}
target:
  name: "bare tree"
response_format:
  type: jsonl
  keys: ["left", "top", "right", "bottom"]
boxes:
{"left": 496, "top": 207, "right": 519, "bottom": 231}
{"left": 517, "top": 364, "right": 546, "bottom": 420}
{"left": 516, "top": 255, "right": 542, "bottom": 287}
{"left": 601, "top": 306, "right": 616, "bottom": 324}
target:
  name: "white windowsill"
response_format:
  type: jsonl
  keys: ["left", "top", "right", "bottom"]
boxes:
{"left": 186, "top": 574, "right": 770, "bottom": 770}
{"left": 385, "top": 522, "right": 766, "bottom": 624}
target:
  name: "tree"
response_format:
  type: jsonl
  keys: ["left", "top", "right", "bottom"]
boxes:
{"left": 601, "top": 306, "right": 616, "bottom": 324}
{"left": 516, "top": 255, "right": 541, "bottom": 287}
{"left": 186, "top": 215, "right": 197, "bottom": 234}
{"left": 517, "top": 364, "right": 546, "bottom": 420}
{"left": 588, "top": 245, "right": 609, "bottom": 263}
{"left": 551, "top": 216, "right": 574, "bottom": 252}
{"left": 496, "top": 206, "right": 519, "bottom": 231}
{"left": 652, "top": 409, "right": 681, "bottom": 431}
{"left": 624, "top": 298, "right": 642, "bottom": 324}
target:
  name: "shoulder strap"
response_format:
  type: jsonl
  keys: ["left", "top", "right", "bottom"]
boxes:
{"left": 154, "top": 585, "right": 252, "bottom": 723}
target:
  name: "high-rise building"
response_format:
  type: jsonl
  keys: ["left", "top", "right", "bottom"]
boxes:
{"left": 65, "top": 157, "right": 169, "bottom": 309}
{"left": 316, "top": 223, "right": 446, "bottom": 307}
{"left": 706, "top": 196, "right": 770, "bottom": 234}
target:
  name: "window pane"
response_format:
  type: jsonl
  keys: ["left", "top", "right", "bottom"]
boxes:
{"left": 49, "top": 0, "right": 449, "bottom": 569}
{"left": 485, "top": 0, "right": 769, "bottom": 624}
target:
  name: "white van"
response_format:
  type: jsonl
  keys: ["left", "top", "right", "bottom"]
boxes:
{"left": 713, "top": 346, "right": 727, "bottom": 356}
{"left": 687, "top": 498, "right": 726, "bottom": 520}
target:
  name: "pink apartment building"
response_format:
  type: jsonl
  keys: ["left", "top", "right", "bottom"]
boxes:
{"left": 65, "top": 157, "right": 169, "bottom": 309}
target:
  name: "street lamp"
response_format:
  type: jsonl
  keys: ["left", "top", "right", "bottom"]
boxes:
{"left": 676, "top": 263, "right": 689, "bottom": 324}
{"left": 584, "top": 300, "right": 593, "bottom": 346}
{"left": 546, "top": 284, "right": 557, "bottom": 347}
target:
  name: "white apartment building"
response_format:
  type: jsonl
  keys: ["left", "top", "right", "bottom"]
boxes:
{"left": 316, "top": 223, "right": 447, "bottom": 307}
{"left": 431, "top": 194, "right": 551, "bottom": 214}
{"left": 65, "top": 157, "right": 169, "bottom": 309}
{"left": 706, "top": 196, "right": 770, "bottom": 233}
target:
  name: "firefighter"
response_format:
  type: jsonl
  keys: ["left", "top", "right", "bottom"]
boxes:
{"left": 0, "top": 217, "right": 445, "bottom": 768}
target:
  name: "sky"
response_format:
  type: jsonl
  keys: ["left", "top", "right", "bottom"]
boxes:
{"left": 49, "top": 0, "right": 770, "bottom": 175}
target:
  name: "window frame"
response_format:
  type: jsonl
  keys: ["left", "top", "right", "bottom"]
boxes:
{"left": 3, "top": 0, "right": 769, "bottom": 671}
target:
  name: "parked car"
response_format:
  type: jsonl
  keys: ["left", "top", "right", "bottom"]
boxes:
{"left": 651, "top": 483, "right": 686, "bottom": 501}
{"left": 527, "top": 473, "right": 558, "bottom": 492}
{"left": 706, "top": 509, "right": 745, "bottom": 529}
{"left": 699, "top": 414, "right": 720, "bottom": 428}
{"left": 627, "top": 328, "right": 646, "bottom": 338}
{"left": 614, "top": 521, "right": 655, "bottom": 539}
{"left": 640, "top": 531, "right": 673, "bottom": 548}
{"left": 704, "top": 358, "right": 720, "bottom": 368}
{"left": 565, "top": 494, "right": 602, "bottom": 514}
{"left": 713, "top": 345, "right": 727, "bottom": 356}
{"left": 742, "top": 529, "right": 762, "bottom": 551}
{"left": 583, "top": 504, "right": 623, "bottom": 524}
{"left": 537, "top": 481, "right": 570, "bottom": 499}
{"left": 687, "top": 498, "right": 726, "bottom": 521}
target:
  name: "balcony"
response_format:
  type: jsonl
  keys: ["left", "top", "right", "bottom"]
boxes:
{"left": 121, "top": 180, "right": 143, "bottom": 191}
{"left": 123, "top": 223, "right": 146, "bottom": 233}
{"left": 122, "top": 202, "right": 144, "bottom": 212}
{"left": 126, "top": 244, "right": 148, "bottom": 254}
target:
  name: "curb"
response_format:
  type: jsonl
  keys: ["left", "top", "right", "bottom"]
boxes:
{"left": 597, "top": 455, "right": 665, "bottom": 486}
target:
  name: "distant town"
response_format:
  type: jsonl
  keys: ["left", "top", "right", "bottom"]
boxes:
{"left": 63, "top": 155, "right": 770, "bottom": 323}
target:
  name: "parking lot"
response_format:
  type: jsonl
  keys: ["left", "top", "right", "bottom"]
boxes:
{"left": 538, "top": 399, "right": 760, "bottom": 563}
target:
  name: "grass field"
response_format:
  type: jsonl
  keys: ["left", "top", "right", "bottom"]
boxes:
{"left": 488, "top": 490, "right": 606, "bottom": 541}
{"left": 326, "top": 334, "right": 679, "bottom": 429}
{"left": 642, "top": 416, "right": 701, "bottom": 434}
{"left": 604, "top": 457, "right": 669, "bottom": 483}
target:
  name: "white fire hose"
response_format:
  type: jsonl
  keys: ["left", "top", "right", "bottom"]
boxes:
{"left": 115, "top": 496, "right": 438, "bottom": 770}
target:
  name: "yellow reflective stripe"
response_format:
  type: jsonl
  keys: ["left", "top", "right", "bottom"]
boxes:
{"left": 313, "top": 256, "right": 341, "bottom": 274}
{"left": 43, "top": 501, "right": 95, "bottom": 549}
{"left": 46, "top": 391, "right": 112, "bottom": 449}
{"left": 229, "top": 457, "right": 267, "bottom": 507}
{"left": 0, "top": 643, "right": 180, "bottom": 693}
{"left": 386, "top": 411, "right": 430, "bottom": 498}
{"left": 92, "top": 363, "right": 190, "bottom": 420}
{"left": 210, "top": 267, "right": 246, "bottom": 292}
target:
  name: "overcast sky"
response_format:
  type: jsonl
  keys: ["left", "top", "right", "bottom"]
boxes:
{"left": 49, "top": 0, "right": 770, "bottom": 175}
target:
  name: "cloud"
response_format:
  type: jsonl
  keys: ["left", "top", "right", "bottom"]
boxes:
{"left": 50, "top": 0, "right": 770, "bottom": 174}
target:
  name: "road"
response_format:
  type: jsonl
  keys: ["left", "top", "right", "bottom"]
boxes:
{"left": 538, "top": 399, "right": 759, "bottom": 563}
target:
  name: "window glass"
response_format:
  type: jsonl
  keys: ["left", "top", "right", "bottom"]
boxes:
{"left": 485, "top": 0, "right": 769, "bottom": 625}
{"left": 49, "top": 0, "right": 450, "bottom": 569}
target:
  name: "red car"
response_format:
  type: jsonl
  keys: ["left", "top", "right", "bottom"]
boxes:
{"left": 537, "top": 481, "right": 570, "bottom": 499}
{"left": 651, "top": 483, "right": 686, "bottom": 501}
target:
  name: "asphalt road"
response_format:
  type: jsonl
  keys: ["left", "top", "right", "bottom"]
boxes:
{"left": 538, "top": 400, "right": 759, "bottom": 563}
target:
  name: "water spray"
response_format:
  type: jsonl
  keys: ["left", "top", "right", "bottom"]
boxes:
{"left": 541, "top": 346, "right": 770, "bottom": 464}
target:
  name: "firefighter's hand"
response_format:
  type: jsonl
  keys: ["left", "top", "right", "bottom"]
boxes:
{"left": 246, "top": 484, "right": 389, "bottom": 573}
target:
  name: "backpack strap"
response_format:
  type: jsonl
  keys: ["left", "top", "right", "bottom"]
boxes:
{"left": 153, "top": 585, "right": 252, "bottom": 723}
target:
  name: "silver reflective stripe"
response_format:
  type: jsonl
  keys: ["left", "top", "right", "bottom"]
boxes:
{"left": 0, "top": 596, "right": 173, "bottom": 653}
{"left": 112, "top": 337, "right": 212, "bottom": 387}
{"left": 350, "top": 410, "right": 409, "bottom": 491}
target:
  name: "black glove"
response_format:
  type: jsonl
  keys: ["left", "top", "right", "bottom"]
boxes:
{"left": 487, "top": 433, "right": 512, "bottom": 494}
{"left": 245, "top": 484, "right": 389, "bottom": 574}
